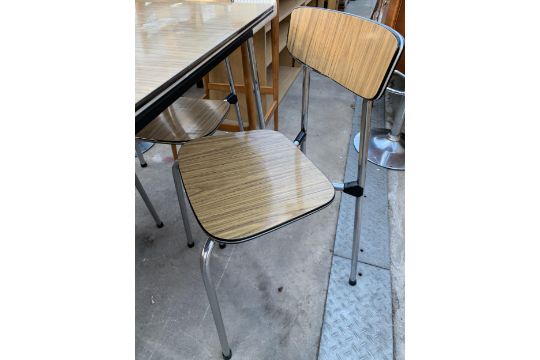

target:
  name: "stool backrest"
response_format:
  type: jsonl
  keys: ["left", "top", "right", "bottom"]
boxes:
{"left": 287, "top": 7, "right": 404, "bottom": 100}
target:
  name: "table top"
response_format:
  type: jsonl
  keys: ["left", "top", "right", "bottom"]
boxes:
{"left": 135, "top": 0, "right": 276, "bottom": 126}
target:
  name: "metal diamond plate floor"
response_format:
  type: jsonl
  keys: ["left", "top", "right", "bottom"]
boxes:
{"left": 318, "top": 98, "right": 393, "bottom": 360}
{"left": 319, "top": 257, "right": 392, "bottom": 360}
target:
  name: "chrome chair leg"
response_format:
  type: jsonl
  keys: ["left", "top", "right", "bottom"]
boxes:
{"left": 135, "top": 140, "right": 147, "bottom": 167}
{"left": 349, "top": 195, "right": 364, "bottom": 285}
{"left": 135, "top": 174, "right": 163, "bottom": 228}
{"left": 201, "top": 238, "right": 232, "bottom": 360}
{"left": 349, "top": 99, "right": 372, "bottom": 286}
{"left": 172, "top": 160, "right": 195, "bottom": 248}
{"left": 224, "top": 57, "right": 244, "bottom": 132}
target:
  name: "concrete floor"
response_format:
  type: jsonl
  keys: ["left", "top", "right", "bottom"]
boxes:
{"left": 135, "top": 2, "right": 405, "bottom": 359}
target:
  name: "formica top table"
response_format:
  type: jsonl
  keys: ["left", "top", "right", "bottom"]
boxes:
{"left": 135, "top": 0, "right": 277, "bottom": 133}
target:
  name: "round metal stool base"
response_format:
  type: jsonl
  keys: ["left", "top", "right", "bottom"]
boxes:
{"left": 353, "top": 129, "right": 405, "bottom": 171}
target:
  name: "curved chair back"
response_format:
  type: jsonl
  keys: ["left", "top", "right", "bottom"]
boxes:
{"left": 287, "top": 7, "right": 404, "bottom": 100}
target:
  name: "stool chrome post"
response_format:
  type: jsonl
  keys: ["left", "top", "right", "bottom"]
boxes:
{"left": 389, "top": 95, "right": 405, "bottom": 139}
{"left": 135, "top": 175, "right": 163, "bottom": 228}
{"left": 224, "top": 57, "right": 244, "bottom": 132}
{"left": 246, "top": 37, "right": 265, "bottom": 130}
{"left": 135, "top": 139, "right": 147, "bottom": 167}
{"left": 300, "top": 65, "right": 310, "bottom": 153}
{"left": 172, "top": 160, "right": 195, "bottom": 248}
{"left": 367, "top": 70, "right": 405, "bottom": 170}
{"left": 349, "top": 99, "right": 372, "bottom": 286}
{"left": 201, "top": 238, "right": 232, "bottom": 360}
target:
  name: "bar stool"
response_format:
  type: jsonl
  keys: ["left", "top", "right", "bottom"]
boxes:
{"left": 135, "top": 174, "right": 163, "bottom": 228}
{"left": 353, "top": 70, "right": 405, "bottom": 170}
{"left": 173, "top": 8, "right": 403, "bottom": 358}
{"left": 136, "top": 57, "right": 243, "bottom": 249}
{"left": 369, "top": 70, "right": 405, "bottom": 169}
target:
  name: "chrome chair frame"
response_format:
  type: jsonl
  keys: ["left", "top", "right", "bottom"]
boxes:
{"left": 173, "top": 11, "right": 403, "bottom": 358}
{"left": 296, "top": 65, "right": 375, "bottom": 286}
{"left": 171, "top": 160, "right": 195, "bottom": 247}
{"left": 188, "top": 67, "right": 379, "bottom": 359}
{"left": 135, "top": 174, "right": 163, "bottom": 228}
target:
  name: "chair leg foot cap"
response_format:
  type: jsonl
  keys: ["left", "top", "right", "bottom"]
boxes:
{"left": 348, "top": 279, "right": 357, "bottom": 286}
{"left": 222, "top": 351, "right": 232, "bottom": 360}
{"left": 187, "top": 242, "right": 195, "bottom": 248}
{"left": 219, "top": 243, "right": 226, "bottom": 249}
{"left": 156, "top": 222, "right": 164, "bottom": 228}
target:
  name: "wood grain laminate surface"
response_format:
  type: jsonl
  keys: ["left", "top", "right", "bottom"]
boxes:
{"left": 136, "top": 97, "right": 230, "bottom": 144}
{"left": 178, "top": 130, "right": 335, "bottom": 241}
{"left": 287, "top": 7, "right": 403, "bottom": 100}
{"left": 135, "top": 0, "right": 275, "bottom": 104}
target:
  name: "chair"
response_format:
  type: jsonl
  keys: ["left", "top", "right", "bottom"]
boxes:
{"left": 135, "top": 174, "right": 163, "bottom": 228}
{"left": 173, "top": 8, "right": 403, "bottom": 359}
{"left": 136, "top": 57, "right": 243, "bottom": 248}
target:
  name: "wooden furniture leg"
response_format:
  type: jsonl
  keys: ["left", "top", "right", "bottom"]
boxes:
{"left": 328, "top": 0, "right": 337, "bottom": 10}
{"left": 202, "top": 75, "right": 210, "bottom": 99}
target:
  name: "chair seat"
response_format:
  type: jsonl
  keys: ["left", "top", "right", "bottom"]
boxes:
{"left": 178, "top": 130, "right": 335, "bottom": 242}
{"left": 136, "top": 97, "right": 230, "bottom": 144}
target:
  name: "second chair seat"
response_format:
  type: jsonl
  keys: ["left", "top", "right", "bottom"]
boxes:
{"left": 177, "top": 130, "right": 335, "bottom": 242}
{"left": 136, "top": 97, "right": 230, "bottom": 144}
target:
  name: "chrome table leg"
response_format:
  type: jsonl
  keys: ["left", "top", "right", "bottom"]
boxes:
{"left": 172, "top": 160, "right": 195, "bottom": 248}
{"left": 201, "top": 238, "right": 232, "bottom": 360}
{"left": 224, "top": 57, "right": 244, "bottom": 132}
{"left": 246, "top": 37, "right": 265, "bottom": 130}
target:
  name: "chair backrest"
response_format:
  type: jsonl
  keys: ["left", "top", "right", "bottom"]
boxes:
{"left": 287, "top": 7, "right": 404, "bottom": 100}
